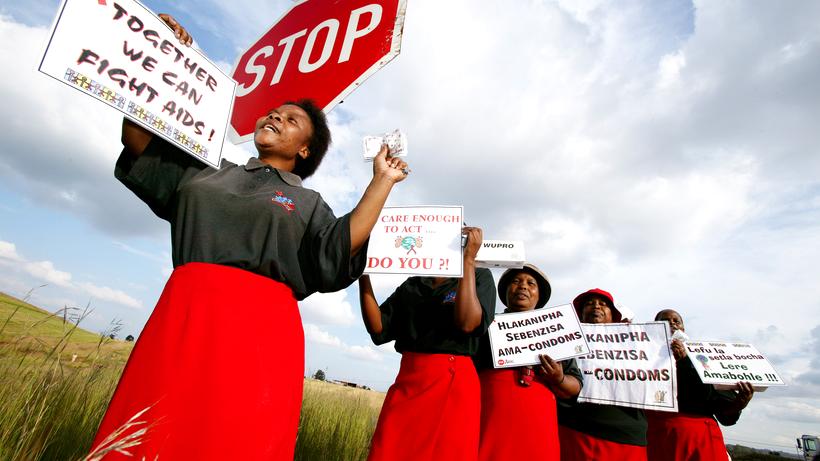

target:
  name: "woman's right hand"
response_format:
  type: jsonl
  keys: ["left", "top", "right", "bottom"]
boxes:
{"left": 158, "top": 13, "right": 193, "bottom": 46}
{"left": 671, "top": 338, "right": 687, "bottom": 361}
{"left": 373, "top": 145, "right": 409, "bottom": 184}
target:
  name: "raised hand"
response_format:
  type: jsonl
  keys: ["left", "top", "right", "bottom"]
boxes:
{"left": 158, "top": 14, "right": 193, "bottom": 46}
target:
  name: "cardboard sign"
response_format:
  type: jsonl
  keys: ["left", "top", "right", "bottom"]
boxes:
{"left": 365, "top": 206, "right": 463, "bottom": 277}
{"left": 488, "top": 304, "right": 589, "bottom": 368}
{"left": 475, "top": 240, "right": 525, "bottom": 269}
{"left": 39, "top": 0, "right": 236, "bottom": 168}
{"left": 685, "top": 340, "right": 785, "bottom": 391}
{"left": 577, "top": 322, "right": 678, "bottom": 412}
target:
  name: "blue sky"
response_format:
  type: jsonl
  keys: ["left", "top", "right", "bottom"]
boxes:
{"left": 2, "top": 0, "right": 820, "bottom": 452}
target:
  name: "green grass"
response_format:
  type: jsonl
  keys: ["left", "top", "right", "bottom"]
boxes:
{"left": 0, "top": 292, "right": 130, "bottom": 461}
{"left": 0, "top": 291, "right": 383, "bottom": 460}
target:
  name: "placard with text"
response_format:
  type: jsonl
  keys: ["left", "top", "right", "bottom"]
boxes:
{"left": 488, "top": 304, "right": 589, "bottom": 368}
{"left": 364, "top": 206, "right": 463, "bottom": 277}
{"left": 39, "top": 0, "right": 236, "bottom": 168}
{"left": 685, "top": 340, "right": 785, "bottom": 391}
{"left": 577, "top": 322, "right": 678, "bottom": 412}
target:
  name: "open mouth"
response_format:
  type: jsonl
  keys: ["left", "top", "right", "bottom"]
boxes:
{"left": 262, "top": 124, "right": 278, "bottom": 133}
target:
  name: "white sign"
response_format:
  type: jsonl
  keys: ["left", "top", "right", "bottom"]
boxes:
{"left": 685, "top": 340, "right": 785, "bottom": 391}
{"left": 577, "top": 322, "right": 678, "bottom": 412}
{"left": 39, "top": 0, "right": 236, "bottom": 168}
{"left": 488, "top": 304, "right": 589, "bottom": 368}
{"left": 475, "top": 240, "right": 526, "bottom": 269}
{"left": 364, "top": 206, "right": 463, "bottom": 277}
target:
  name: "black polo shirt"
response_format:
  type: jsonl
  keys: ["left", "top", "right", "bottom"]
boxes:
{"left": 115, "top": 136, "right": 367, "bottom": 300}
{"left": 676, "top": 356, "right": 743, "bottom": 425}
{"left": 370, "top": 269, "right": 496, "bottom": 355}
{"left": 557, "top": 400, "right": 648, "bottom": 446}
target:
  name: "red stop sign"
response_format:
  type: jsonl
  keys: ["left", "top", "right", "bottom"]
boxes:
{"left": 229, "top": 0, "right": 407, "bottom": 142}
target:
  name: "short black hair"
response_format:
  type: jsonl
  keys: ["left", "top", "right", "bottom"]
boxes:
{"left": 285, "top": 99, "right": 331, "bottom": 179}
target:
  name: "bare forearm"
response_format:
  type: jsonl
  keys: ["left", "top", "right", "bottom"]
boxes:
{"left": 349, "top": 175, "right": 395, "bottom": 256}
{"left": 121, "top": 118, "right": 153, "bottom": 157}
{"left": 453, "top": 261, "right": 483, "bottom": 333}
{"left": 358, "top": 275, "right": 383, "bottom": 335}
{"left": 550, "top": 375, "right": 582, "bottom": 400}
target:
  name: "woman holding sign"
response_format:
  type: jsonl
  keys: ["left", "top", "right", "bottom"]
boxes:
{"left": 89, "top": 15, "right": 410, "bottom": 461}
{"left": 358, "top": 227, "right": 496, "bottom": 461}
{"left": 647, "top": 309, "right": 755, "bottom": 461}
{"left": 557, "top": 288, "right": 649, "bottom": 461}
{"left": 474, "top": 263, "right": 583, "bottom": 461}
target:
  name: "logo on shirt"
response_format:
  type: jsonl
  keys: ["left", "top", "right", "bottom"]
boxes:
{"left": 272, "top": 191, "right": 296, "bottom": 212}
{"left": 442, "top": 290, "right": 457, "bottom": 304}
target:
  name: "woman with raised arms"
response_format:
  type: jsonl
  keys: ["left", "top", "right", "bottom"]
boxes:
{"left": 358, "top": 227, "right": 496, "bottom": 461}
{"left": 90, "top": 15, "right": 409, "bottom": 461}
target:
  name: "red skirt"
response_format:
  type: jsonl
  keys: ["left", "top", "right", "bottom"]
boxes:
{"left": 368, "top": 352, "right": 480, "bottom": 461}
{"left": 478, "top": 369, "right": 560, "bottom": 461}
{"left": 559, "top": 426, "right": 647, "bottom": 461}
{"left": 90, "top": 263, "right": 304, "bottom": 460}
{"left": 646, "top": 411, "right": 729, "bottom": 461}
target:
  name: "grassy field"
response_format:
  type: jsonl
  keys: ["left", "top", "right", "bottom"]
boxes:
{"left": 0, "top": 291, "right": 384, "bottom": 461}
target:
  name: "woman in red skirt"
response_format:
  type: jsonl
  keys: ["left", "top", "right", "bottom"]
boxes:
{"left": 475, "top": 263, "right": 583, "bottom": 461}
{"left": 358, "top": 227, "right": 496, "bottom": 461}
{"left": 647, "top": 309, "right": 755, "bottom": 461}
{"left": 89, "top": 16, "right": 410, "bottom": 461}
{"left": 557, "top": 288, "right": 649, "bottom": 461}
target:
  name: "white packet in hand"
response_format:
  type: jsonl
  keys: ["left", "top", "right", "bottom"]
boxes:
{"left": 671, "top": 329, "right": 689, "bottom": 341}
{"left": 363, "top": 129, "right": 408, "bottom": 161}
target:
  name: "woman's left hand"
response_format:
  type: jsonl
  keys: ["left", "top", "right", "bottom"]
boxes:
{"left": 734, "top": 381, "right": 755, "bottom": 409}
{"left": 537, "top": 354, "right": 565, "bottom": 387}
{"left": 373, "top": 145, "right": 409, "bottom": 184}
{"left": 158, "top": 14, "right": 193, "bottom": 46}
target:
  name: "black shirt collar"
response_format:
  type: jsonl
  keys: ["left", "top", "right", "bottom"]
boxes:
{"left": 244, "top": 157, "right": 303, "bottom": 187}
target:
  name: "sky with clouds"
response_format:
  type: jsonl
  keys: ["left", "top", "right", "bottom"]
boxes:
{"left": 1, "top": 0, "right": 819, "bottom": 452}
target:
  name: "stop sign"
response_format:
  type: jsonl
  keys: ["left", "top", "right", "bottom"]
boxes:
{"left": 229, "top": 0, "right": 407, "bottom": 142}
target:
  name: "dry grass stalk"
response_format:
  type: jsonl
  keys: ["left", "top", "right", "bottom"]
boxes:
{"left": 82, "top": 406, "right": 154, "bottom": 461}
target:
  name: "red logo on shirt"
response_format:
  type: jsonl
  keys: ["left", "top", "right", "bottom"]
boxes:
{"left": 272, "top": 191, "right": 296, "bottom": 212}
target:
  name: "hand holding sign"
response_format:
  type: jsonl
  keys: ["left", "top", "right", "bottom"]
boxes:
{"left": 157, "top": 14, "right": 193, "bottom": 46}
{"left": 463, "top": 227, "right": 483, "bottom": 265}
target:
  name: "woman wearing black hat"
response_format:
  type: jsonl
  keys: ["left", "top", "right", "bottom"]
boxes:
{"left": 647, "top": 309, "right": 754, "bottom": 461}
{"left": 557, "top": 288, "right": 648, "bottom": 461}
{"left": 475, "top": 263, "right": 582, "bottom": 461}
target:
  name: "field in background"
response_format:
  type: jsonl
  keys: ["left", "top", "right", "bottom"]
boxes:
{"left": 0, "top": 291, "right": 383, "bottom": 461}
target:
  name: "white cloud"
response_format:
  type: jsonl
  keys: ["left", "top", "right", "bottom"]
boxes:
{"left": 299, "top": 289, "right": 356, "bottom": 326}
{"left": 0, "top": 240, "right": 22, "bottom": 262}
{"left": 303, "top": 322, "right": 343, "bottom": 347}
{"left": 304, "top": 322, "right": 384, "bottom": 363}
{"left": 75, "top": 282, "right": 142, "bottom": 310}
{"left": 0, "top": 239, "right": 142, "bottom": 309}
{"left": 23, "top": 260, "right": 72, "bottom": 287}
